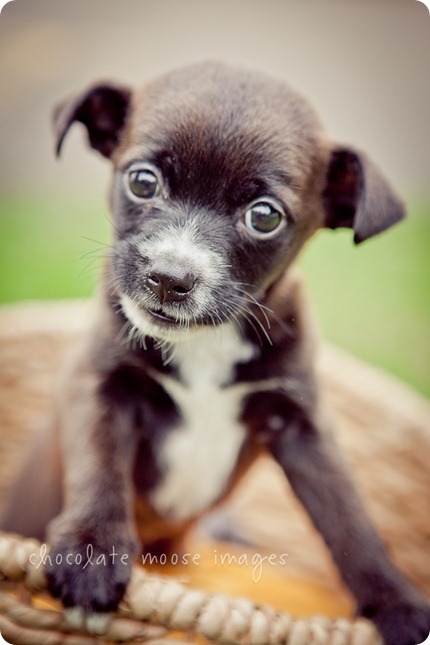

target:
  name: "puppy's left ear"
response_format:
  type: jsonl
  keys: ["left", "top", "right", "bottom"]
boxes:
{"left": 322, "top": 147, "right": 405, "bottom": 244}
{"left": 53, "top": 83, "right": 132, "bottom": 159}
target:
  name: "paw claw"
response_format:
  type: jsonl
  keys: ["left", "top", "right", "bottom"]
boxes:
{"left": 86, "top": 612, "right": 112, "bottom": 635}
{"left": 64, "top": 608, "right": 112, "bottom": 635}
{"left": 64, "top": 607, "right": 85, "bottom": 630}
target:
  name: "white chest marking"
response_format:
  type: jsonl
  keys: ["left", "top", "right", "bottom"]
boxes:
{"left": 149, "top": 324, "right": 255, "bottom": 521}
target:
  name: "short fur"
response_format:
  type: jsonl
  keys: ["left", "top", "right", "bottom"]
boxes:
{"left": 1, "top": 61, "right": 429, "bottom": 644}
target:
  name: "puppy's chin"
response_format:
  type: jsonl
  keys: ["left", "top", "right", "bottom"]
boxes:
{"left": 119, "top": 294, "right": 208, "bottom": 343}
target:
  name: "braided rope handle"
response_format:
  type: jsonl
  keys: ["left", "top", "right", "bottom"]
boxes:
{"left": 0, "top": 532, "right": 382, "bottom": 645}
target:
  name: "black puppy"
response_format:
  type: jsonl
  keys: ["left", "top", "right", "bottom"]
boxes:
{"left": 2, "top": 61, "right": 429, "bottom": 644}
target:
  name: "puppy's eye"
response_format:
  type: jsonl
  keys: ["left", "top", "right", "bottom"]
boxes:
{"left": 244, "top": 201, "right": 284, "bottom": 236}
{"left": 128, "top": 168, "right": 159, "bottom": 199}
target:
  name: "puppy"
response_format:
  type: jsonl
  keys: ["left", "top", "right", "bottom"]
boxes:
{"left": 1, "top": 61, "right": 429, "bottom": 644}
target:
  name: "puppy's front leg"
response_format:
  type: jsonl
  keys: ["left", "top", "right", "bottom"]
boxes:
{"left": 265, "top": 402, "right": 430, "bottom": 645}
{"left": 46, "top": 369, "right": 138, "bottom": 624}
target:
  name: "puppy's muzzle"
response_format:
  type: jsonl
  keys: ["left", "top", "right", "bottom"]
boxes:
{"left": 145, "top": 261, "right": 196, "bottom": 304}
{"left": 117, "top": 216, "right": 234, "bottom": 340}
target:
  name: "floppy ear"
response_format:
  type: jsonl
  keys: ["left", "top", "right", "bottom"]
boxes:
{"left": 322, "top": 147, "right": 405, "bottom": 244}
{"left": 53, "top": 83, "right": 132, "bottom": 159}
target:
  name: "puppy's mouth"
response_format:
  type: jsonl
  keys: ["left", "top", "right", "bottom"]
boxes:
{"left": 146, "top": 307, "right": 179, "bottom": 324}
{"left": 120, "top": 294, "right": 198, "bottom": 342}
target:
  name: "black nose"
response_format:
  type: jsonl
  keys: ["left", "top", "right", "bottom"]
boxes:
{"left": 145, "top": 263, "right": 196, "bottom": 304}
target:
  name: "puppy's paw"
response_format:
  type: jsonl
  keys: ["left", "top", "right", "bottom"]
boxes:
{"left": 361, "top": 596, "right": 430, "bottom": 645}
{"left": 46, "top": 534, "right": 136, "bottom": 618}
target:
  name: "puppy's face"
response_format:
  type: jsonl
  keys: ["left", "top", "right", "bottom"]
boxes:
{"left": 54, "top": 62, "right": 404, "bottom": 341}
{"left": 109, "top": 65, "right": 327, "bottom": 341}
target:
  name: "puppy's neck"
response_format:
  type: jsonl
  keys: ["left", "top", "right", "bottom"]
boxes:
{"left": 166, "top": 322, "right": 256, "bottom": 387}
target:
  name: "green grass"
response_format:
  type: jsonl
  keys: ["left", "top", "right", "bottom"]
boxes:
{"left": 1, "top": 192, "right": 429, "bottom": 398}
{"left": 297, "top": 207, "right": 430, "bottom": 398}
{"left": 0, "top": 192, "right": 110, "bottom": 302}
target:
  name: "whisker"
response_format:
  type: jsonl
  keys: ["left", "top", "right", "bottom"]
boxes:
{"left": 238, "top": 292, "right": 271, "bottom": 329}
{"left": 222, "top": 292, "right": 273, "bottom": 345}
{"left": 231, "top": 282, "right": 294, "bottom": 338}
{"left": 79, "top": 235, "right": 112, "bottom": 250}
{"left": 222, "top": 297, "right": 264, "bottom": 345}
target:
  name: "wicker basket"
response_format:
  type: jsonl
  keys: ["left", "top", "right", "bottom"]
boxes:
{"left": 0, "top": 300, "right": 429, "bottom": 645}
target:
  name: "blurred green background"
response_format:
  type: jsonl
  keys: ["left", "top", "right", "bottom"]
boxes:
{"left": 1, "top": 0, "right": 429, "bottom": 399}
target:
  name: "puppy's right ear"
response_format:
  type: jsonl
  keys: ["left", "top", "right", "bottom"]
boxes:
{"left": 322, "top": 146, "right": 405, "bottom": 244}
{"left": 53, "top": 83, "right": 131, "bottom": 159}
